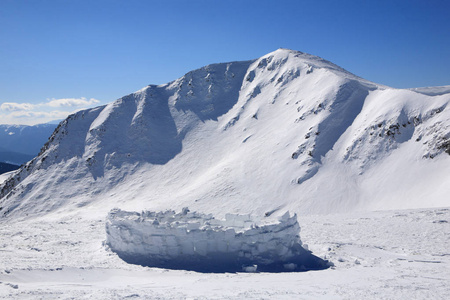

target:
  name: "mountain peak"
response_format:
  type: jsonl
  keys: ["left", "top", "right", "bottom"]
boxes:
{"left": 255, "top": 48, "right": 375, "bottom": 87}
{"left": 273, "top": 47, "right": 303, "bottom": 54}
{"left": 0, "top": 50, "right": 449, "bottom": 219}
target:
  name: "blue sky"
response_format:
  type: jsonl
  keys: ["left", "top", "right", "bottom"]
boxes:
{"left": 1, "top": 0, "right": 449, "bottom": 125}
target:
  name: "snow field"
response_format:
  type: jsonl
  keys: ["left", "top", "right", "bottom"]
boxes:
{"left": 0, "top": 207, "right": 449, "bottom": 299}
{"left": 0, "top": 48, "right": 449, "bottom": 298}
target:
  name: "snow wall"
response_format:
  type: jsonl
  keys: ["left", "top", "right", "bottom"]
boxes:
{"left": 106, "top": 208, "right": 329, "bottom": 272}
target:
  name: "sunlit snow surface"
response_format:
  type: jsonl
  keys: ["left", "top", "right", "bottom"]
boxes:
{"left": 1, "top": 49, "right": 449, "bottom": 219}
{"left": 0, "top": 208, "right": 449, "bottom": 299}
{"left": 0, "top": 49, "right": 449, "bottom": 298}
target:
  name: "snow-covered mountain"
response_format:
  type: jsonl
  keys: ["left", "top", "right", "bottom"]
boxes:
{"left": 1, "top": 49, "right": 449, "bottom": 219}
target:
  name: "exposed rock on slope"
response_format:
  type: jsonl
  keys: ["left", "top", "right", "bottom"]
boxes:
{"left": 1, "top": 49, "right": 449, "bottom": 218}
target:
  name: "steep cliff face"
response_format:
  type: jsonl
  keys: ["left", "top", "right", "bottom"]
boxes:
{"left": 1, "top": 49, "right": 449, "bottom": 219}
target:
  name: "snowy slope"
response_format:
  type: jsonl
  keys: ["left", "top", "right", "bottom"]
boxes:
{"left": 1, "top": 49, "right": 449, "bottom": 299}
{"left": 0, "top": 49, "right": 449, "bottom": 220}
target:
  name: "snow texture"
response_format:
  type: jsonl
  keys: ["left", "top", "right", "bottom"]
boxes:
{"left": 0, "top": 50, "right": 447, "bottom": 218}
{"left": 106, "top": 208, "right": 328, "bottom": 272}
{"left": 1, "top": 48, "right": 449, "bottom": 220}
{"left": 1, "top": 207, "right": 449, "bottom": 299}
{"left": 0, "top": 48, "right": 449, "bottom": 298}
{"left": 0, "top": 49, "right": 450, "bottom": 218}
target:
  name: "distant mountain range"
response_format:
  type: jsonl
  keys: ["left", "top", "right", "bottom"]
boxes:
{"left": 0, "top": 161, "right": 19, "bottom": 175}
{"left": 0, "top": 123, "right": 57, "bottom": 165}
{"left": 0, "top": 49, "right": 449, "bottom": 219}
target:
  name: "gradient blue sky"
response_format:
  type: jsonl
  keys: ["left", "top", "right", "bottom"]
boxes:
{"left": 1, "top": 0, "right": 449, "bottom": 125}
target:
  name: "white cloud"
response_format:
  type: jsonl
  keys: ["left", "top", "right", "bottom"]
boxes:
{"left": 46, "top": 97, "right": 100, "bottom": 108}
{"left": 7, "top": 110, "right": 74, "bottom": 119}
{"left": 0, "top": 110, "right": 79, "bottom": 126}
{"left": 0, "top": 97, "right": 103, "bottom": 125}
{"left": 1, "top": 102, "right": 35, "bottom": 111}
{"left": 1, "top": 97, "right": 101, "bottom": 112}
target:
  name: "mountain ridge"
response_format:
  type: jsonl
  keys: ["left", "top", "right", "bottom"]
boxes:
{"left": 1, "top": 49, "right": 449, "bottom": 219}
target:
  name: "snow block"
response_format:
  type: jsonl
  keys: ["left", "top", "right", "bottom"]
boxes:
{"left": 105, "top": 208, "right": 329, "bottom": 273}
